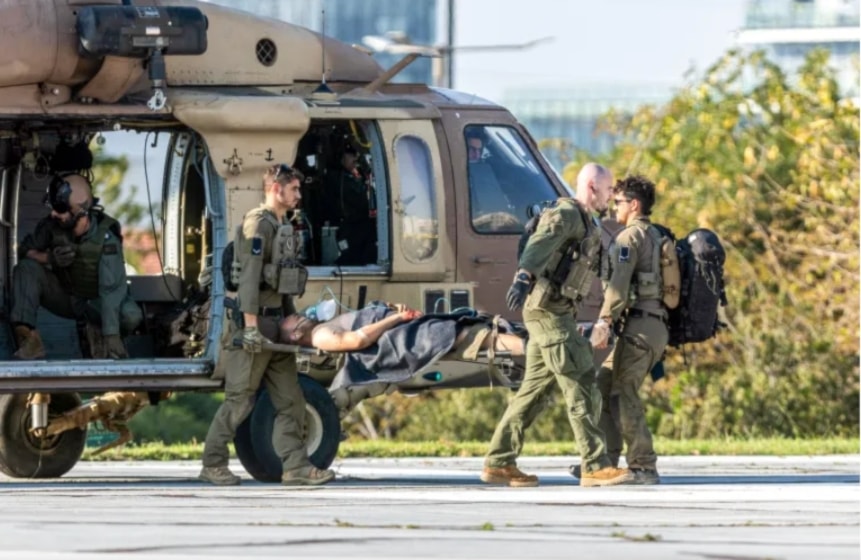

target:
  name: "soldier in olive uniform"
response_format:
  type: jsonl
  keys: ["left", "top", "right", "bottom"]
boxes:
{"left": 590, "top": 175, "right": 668, "bottom": 485}
{"left": 11, "top": 174, "right": 141, "bottom": 359}
{"left": 200, "top": 164, "right": 335, "bottom": 487}
{"left": 481, "top": 163, "right": 634, "bottom": 488}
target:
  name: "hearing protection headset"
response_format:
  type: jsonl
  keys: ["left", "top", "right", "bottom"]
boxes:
{"left": 45, "top": 173, "right": 94, "bottom": 224}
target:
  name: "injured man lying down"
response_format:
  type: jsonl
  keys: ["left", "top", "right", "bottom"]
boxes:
{"left": 278, "top": 302, "right": 525, "bottom": 390}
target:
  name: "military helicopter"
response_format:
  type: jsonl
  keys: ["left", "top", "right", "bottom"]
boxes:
{"left": 0, "top": 0, "right": 593, "bottom": 482}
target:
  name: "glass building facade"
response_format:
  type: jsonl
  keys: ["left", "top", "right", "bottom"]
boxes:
{"left": 201, "top": 0, "right": 440, "bottom": 84}
{"left": 503, "top": 84, "right": 674, "bottom": 166}
{"left": 736, "top": 0, "right": 860, "bottom": 99}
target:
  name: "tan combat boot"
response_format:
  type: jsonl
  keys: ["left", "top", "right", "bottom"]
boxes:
{"left": 282, "top": 465, "right": 336, "bottom": 486}
{"left": 199, "top": 465, "right": 241, "bottom": 486}
{"left": 13, "top": 326, "right": 46, "bottom": 360}
{"left": 580, "top": 466, "right": 635, "bottom": 487}
{"left": 480, "top": 465, "right": 539, "bottom": 487}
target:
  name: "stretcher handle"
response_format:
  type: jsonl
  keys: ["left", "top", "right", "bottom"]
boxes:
{"left": 231, "top": 339, "right": 322, "bottom": 355}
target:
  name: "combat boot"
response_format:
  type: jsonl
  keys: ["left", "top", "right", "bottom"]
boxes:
{"left": 282, "top": 465, "right": 336, "bottom": 486}
{"left": 580, "top": 466, "right": 634, "bottom": 487}
{"left": 13, "top": 326, "right": 46, "bottom": 360}
{"left": 199, "top": 465, "right": 241, "bottom": 486}
{"left": 480, "top": 465, "right": 539, "bottom": 488}
{"left": 630, "top": 467, "right": 660, "bottom": 485}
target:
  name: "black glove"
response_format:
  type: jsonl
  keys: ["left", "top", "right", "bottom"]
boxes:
{"left": 50, "top": 245, "right": 76, "bottom": 268}
{"left": 505, "top": 272, "right": 533, "bottom": 312}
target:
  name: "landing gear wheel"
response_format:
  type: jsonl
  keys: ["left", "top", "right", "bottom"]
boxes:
{"left": 0, "top": 393, "right": 87, "bottom": 478}
{"left": 244, "top": 376, "right": 341, "bottom": 482}
{"left": 235, "top": 412, "right": 279, "bottom": 483}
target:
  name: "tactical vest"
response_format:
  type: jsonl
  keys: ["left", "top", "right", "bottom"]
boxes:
{"left": 243, "top": 208, "right": 308, "bottom": 297}
{"left": 64, "top": 213, "right": 120, "bottom": 300}
{"left": 543, "top": 199, "right": 602, "bottom": 304}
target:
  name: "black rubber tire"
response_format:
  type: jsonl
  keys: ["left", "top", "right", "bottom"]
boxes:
{"left": 235, "top": 410, "right": 280, "bottom": 483}
{"left": 0, "top": 393, "right": 87, "bottom": 478}
{"left": 248, "top": 376, "right": 341, "bottom": 482}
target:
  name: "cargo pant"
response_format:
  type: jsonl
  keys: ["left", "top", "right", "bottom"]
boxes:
{"left": 601, "top": 315, "right": 667, "bottom": 470}
{"left": 595, "top": 343, "right": 623, "bottom": 468}
{"left": 10, "top": 258, "right": 142, "bottom": 333}
{"left": 486, "top": 310, "right": 611, "bottom": 473}
{"left": 202, "top": 317, "right": 311, "bottom": 473}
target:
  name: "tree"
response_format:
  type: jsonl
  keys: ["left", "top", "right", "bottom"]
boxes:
{"left": 562, "top": 48, "right": 859, "bottom": 438}
{"left": 89, "top": 141, "right": 158, "bottom": 272}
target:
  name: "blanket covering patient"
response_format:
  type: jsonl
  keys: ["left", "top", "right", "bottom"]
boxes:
{"left": 278, "top": 302, "right": 524, "bottom": 390}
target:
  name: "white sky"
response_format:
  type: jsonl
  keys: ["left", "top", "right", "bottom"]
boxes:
{"left": 452, "top": 0, "right": 749, "bottom": 102}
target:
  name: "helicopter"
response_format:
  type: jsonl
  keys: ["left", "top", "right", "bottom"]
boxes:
{"left": 0, "top": 0, "right": 601, "bottom": 482}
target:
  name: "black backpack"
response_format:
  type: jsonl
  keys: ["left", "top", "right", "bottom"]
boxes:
{"left": 667, "top": 228, "right": 728, "bottom": 347}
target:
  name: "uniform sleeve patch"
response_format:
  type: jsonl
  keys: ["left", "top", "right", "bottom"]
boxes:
{"left": 102, "top": 244, "right": 118, "bottom": 255}
{"left": 618, "top": 246, "right": 630, "bottom": 262}
{"left": 251, "top": 236, "right": 263, "bottom": 256}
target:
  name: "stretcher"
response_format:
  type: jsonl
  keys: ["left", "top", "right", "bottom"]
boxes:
{"left": 0, "top": 317, "right": 525, "bottom": 460}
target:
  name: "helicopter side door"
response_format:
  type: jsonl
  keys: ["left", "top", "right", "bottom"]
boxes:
{"left": 441, "top": 109, "right": 567, "bottom": 319}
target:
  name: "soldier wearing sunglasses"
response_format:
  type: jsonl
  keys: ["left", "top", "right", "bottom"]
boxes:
{"left": 10, "top": 173, "right": 141, "bottom": 360}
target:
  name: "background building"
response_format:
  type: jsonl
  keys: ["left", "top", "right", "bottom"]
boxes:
{"left": 201, "top": 0, "right": 442, "bottom": 85}
{"left": 503, "top": 84, "right": 674, "bottom": 165}
{"left": 735, "top": 0, "right": 860, "bottom": 99}
{"left": 504, "top": 0, "right": 858, "bottom": 167}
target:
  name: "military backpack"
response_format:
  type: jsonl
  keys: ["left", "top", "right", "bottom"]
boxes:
{"left": 666, "top": 228, "right": 727, "bottom": 347}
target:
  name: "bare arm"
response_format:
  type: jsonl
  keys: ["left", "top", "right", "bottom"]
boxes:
{"left": 311, "top": 310, "right": 420, "bottom": 352}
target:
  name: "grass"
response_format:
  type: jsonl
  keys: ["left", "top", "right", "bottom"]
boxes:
{"left": 81, "top": 437, "right": 860, "bottom": 462}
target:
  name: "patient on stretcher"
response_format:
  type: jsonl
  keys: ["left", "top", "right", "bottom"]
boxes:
{"left": 278, "top": 303, "right": 524, "bottom": 389}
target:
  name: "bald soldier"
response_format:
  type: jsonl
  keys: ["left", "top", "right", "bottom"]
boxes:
{"left": 481, "top": 163, "right": 634, "bottom": 488}
{"left": 200, "top": 163, "right": 335, "bottom": 487}
{"left": 590, "top": 175, "right": 668, "bottom": 485}
{"left": 11, "top": 173, "right": 141, "bottom": 359}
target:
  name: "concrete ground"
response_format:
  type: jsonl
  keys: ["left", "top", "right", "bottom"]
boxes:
{"left": 0, "top": 455, "right": 858, "bottom": 560}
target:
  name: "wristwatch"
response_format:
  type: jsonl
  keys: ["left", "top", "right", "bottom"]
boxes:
{"left": 515, "top": 271, "right": 532, "bottom": 284}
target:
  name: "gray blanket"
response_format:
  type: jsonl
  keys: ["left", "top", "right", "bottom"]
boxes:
{"left": 329, "top": 305, "right": 512, "bottom": 389}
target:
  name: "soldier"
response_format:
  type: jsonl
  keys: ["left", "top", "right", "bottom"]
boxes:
{"left": 481, "top": 163, "right": 634, "bottom": 488}
{"left": 323, "top": 144, "right": 376, "bottom": 266}
{"left": 11, "top": 173, "right": 141, "bottom": 359}
{"left": 199, "top": 164, "right": 335, "bottom": 487}
{"left": 590, "top": 175, "right": 668, "bottom": 485}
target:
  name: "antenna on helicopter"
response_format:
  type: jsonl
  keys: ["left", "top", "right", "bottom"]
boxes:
{"left": 312, "top": 5, "right": 334, "bottom": 96}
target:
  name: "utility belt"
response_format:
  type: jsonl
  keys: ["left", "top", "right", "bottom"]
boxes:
{"left": 626, "top": 308, "right": 667, "bottom": 324}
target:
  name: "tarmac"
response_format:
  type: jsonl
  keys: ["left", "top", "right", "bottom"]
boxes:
{"left": 0, "top": 455, "right": 858, "bottom": 559}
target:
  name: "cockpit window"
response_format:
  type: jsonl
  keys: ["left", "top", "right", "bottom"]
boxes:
{"left": 465, "top": 125, "right": 559, "bottom": 235}
{"left": 394, "top": 135, "right": 438, "bottom": 263}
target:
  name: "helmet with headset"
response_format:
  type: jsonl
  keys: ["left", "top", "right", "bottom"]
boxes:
{"left": 45, "top": 174, "right": 98, "bottom": 229}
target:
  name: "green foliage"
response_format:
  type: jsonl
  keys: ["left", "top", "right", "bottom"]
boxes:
{"left": 127, "top": 392, "right": 222, "bottom": 444}
{"left": 88, "top": 140, "right": 155, "bottom": 271}
{"left": 82, "top": 437, "right": 860, "bottom": 461}
{"left": 559, "top": 48, "right": 859, "bottom": 439}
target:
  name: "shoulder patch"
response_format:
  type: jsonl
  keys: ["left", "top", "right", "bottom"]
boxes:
{"left": 251, "top": 236, "right": 263, "bottom": 256}
{"left": 618, "top": 246, "right": 630, "bottom": 263}
{"left": 103, "top": 244, "right": 118, "bottom": 255}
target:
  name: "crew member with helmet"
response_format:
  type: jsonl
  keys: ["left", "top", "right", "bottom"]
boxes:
{"left": 323, "top": 144, "right": 377, "bottom": 265}
{"left": 11, "top": 173, "right": 141, "bottom": 359}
